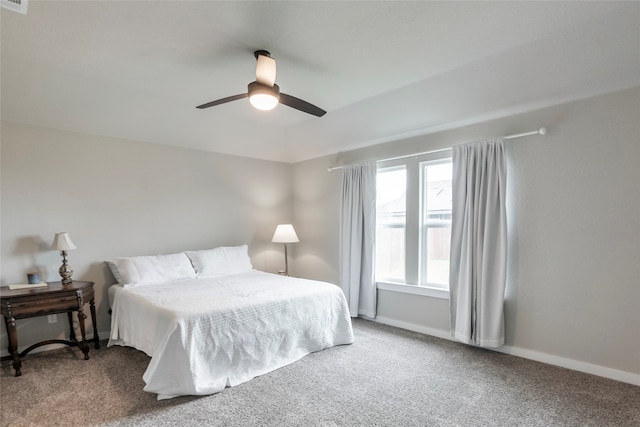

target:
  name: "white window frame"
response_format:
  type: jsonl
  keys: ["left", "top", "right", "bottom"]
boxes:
{"left": 376, "top": 151, "right": 452, "bottom": 300}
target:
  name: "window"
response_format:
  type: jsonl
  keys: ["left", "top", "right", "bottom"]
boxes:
{"left": 375, "top": 154, "right": 452, "bottom": 293}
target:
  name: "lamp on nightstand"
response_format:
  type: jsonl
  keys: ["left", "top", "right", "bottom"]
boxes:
{"left": 271, "top": 224, "right": 299, "bottom": 276}
{"left": 52, "top": 232, "right": 77, "bottom": 284}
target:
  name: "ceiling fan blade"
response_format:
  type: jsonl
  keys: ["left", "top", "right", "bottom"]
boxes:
{"left": 196, "top": 93, "right": 248, "bottom": 109}
{"left": 256, "top": 54, "right": 276, "bottom": 87}
{"left": 279, "top": 93, "right": 326, "bottom": 117}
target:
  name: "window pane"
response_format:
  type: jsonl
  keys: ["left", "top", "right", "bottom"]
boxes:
{"left": 376, "top": 167, "right": 406, "bottom": 281}
{"left": 420, "top": 161, "right": 452, "bottom": 288}
{"left": 423, "top": 162, "right": 452, "bottom": 224}
{"left": 425, "top": 226, "right": 451, "bottom": 286}
{"left": 375, "top": 226, "right": 405, "bottom": 280}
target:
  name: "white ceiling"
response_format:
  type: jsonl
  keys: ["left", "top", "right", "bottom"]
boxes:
{"left": 2, "top": 1, "right": 639, "bottom": 163}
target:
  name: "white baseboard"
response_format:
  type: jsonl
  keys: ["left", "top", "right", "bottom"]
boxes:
{"left": 374, "top": 316, "right": 453, "bottom": 341}
{"left": 373, "top": 316, "right": 640, "bottom": 387}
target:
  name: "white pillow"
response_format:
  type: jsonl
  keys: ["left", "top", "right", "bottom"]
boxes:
{"left": 185, "top": 245, "right": 253, "bottom": 278}
{"left": 112, "top": 252, "right": 196, "bottom": 287}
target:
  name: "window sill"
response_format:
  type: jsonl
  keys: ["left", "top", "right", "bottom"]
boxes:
{"left": 376, "top": 281, "right": 449, "bottom": 300}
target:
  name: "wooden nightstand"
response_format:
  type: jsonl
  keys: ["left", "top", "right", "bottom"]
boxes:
{"left": 0, "top": 280, "right": 100, "bottom": 376}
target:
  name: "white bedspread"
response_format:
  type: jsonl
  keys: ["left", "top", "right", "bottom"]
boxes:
{"left": 108, "top": 270, "right": 354, "bottom": 399}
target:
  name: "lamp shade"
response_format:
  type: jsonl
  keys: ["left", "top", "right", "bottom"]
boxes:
{"left": 271, "top": 224, "right": 299, "bottom": 243}
{"left": 52, "top": 232, "right": 77, "bottom": 251}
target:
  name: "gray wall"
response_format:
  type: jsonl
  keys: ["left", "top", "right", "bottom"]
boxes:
{"left": 292, "top": 87, "right": 640, "bottom": 380}
{"left": 1, "top": 122, "right": 292, "bottom": 352}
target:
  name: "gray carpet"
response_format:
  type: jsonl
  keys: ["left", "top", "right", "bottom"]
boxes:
{"left": 1, "top": 319, "right": 638, "bottom": 427}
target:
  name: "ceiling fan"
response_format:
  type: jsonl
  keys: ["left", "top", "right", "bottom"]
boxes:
{"left": 196, "top": 50, "right": 326, "bottom": 117}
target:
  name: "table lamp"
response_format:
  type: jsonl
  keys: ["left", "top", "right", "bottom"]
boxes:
{"left": 271, "top": 224, "right": 299, "bottom": 276}
{"left": 52, "top": 232, "right": 77, "bottom": 284}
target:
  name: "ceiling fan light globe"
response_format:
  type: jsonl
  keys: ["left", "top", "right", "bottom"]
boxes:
{"left": 250, "top": 93, "right": 279, "bottom": 110}
{"left": 248, "top": 82, "right": 280, "bottom": 111}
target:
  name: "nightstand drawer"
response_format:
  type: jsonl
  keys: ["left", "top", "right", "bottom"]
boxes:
{"left": 5, "top": 295, "right": 79, "bottom": 318}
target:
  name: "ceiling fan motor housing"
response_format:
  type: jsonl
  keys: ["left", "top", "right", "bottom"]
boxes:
{"left": 254, "top": 50, "right": 271, "bottom": 59}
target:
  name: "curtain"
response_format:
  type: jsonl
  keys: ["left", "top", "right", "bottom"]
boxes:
{"left": 339, "top": 162, "right": 377, "bottom": 318}
{"left": 449, "top": 138, "right": 507, "bottom": 348}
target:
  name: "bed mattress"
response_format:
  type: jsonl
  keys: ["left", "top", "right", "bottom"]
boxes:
{"left": 108, "top": 270, "right": 354, "bottom": 399}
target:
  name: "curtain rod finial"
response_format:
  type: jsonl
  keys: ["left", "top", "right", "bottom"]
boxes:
{"left": 539, "top": 127, "right": 548, "bottom": 135}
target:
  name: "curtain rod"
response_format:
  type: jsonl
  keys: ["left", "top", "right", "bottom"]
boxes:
{"left": 327, "top": 126, "right": 548, "bottom": 171}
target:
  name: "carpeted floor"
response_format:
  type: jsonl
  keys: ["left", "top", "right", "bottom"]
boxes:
{"left": 1, "top": 318, "right": 638, "bottom": 427}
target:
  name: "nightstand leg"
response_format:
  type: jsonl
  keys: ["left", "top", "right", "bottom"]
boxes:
{"left": 76, "top": 309, "right": 90, "bottom": 360}
{"left": 4, "top": 316, "right": 14, "bottom": 355}
{"left": 5, "top": 316, "right": 21, "bottom": 376}
{"left": 90, "top": 298, "right": 100, "bottom": 349}
{"left": 67, "top": 311, "right": 77, "bottom": 342}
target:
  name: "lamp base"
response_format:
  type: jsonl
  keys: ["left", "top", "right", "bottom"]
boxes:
{"left": 59, "top": 251, "right": 73, "bottom": 284}
{"left": 283, "top": 243, "right": 289, "bottom": 276}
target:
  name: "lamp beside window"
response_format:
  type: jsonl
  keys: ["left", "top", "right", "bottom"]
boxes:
{"left": 271, "top": 224, "right": 299, "bottom": 276}
{"left": 52, "top": 232, "right": 77, "bottom": 284}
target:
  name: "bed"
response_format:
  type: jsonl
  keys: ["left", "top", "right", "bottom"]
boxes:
{"left": 107, "top": 245, "right": 354, "bottom": 400}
